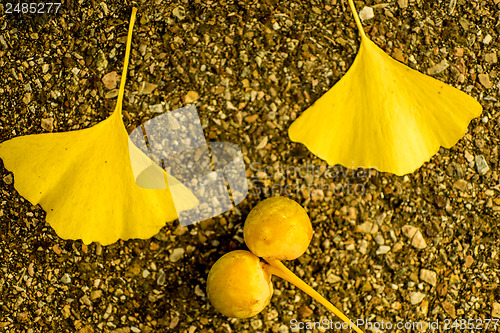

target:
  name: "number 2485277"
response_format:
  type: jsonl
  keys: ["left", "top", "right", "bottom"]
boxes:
{"left": 5, "top": 3, "right": 62, "bottom": 14}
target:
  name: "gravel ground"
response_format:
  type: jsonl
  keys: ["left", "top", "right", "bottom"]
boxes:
{"left": 1, "top": 0, "right": 500, "bottom": 332}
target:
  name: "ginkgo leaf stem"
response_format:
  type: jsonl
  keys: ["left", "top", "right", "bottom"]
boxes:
{"left": 115, "top": 7, "right": 138, "bottom": 117}
{"left": 264, "top": 258, "right": 364, "bottom": 333}
{"left": 347, "top": 0, "right": 368, "bottom": 41}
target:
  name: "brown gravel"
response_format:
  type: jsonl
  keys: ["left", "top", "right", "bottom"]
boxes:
{"left": 1, "top": 1, "right": 500, "bottom": 333}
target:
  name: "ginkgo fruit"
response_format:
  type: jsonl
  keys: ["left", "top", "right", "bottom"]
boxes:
{"left": 288, "top": 0, "right": 482, "bottom": 176}
{"left": 208, "top": 196, "right": 364, "bottom": 333}
{"left": 0, "top": 8, "right": 198, "bottom": 245}
{"left": 206, "top": 250, "right": 273, "bottom": 319}
{"left": 244, "top": 196, "right": 312, "bottom": 261}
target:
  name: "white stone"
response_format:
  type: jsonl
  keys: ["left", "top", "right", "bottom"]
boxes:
{"left": 475, "top": 155, "right": 490, "bottom": 175}
{"left": 376, "top": 245, "right": 391, "bottom": 255}
{"left": 61, "top": 273, "right": 71, "bottom": 284}
{"left": 375, "top": 234, "right": 385, "bottom": 245}
{"left": 412, "top": 230, "right": 427, "bottom": 249}
{"left": 169, "top": 248, "right": 185, "bottom": 263}
{"left": 172, "top": 6, "right": 186, "bottom": 20}
{"left": 483, "top": 34, "right": 492, "bottom": 44}
{"left": 397, "top": 0, "right": 408, "bottom": 8}
{"left": 359, "top": 7, "right": 374, "bottom": 21}
{"left": 326, "top": 269, "right": 342, "bottom": 283}
{"left": 402, "top": 225, "right": 418, "bottom": 238}
{"left": 402, "top": 225, "right": 427, "bottom": 249}
{"left": 410, "top": 292, "right": 426, "bottom": 305}
{"left": 420, "top": 269, "right": 437, "bottom": 286}
{"left": 428, "top": 60, "right": 449, "bottom": 75}
{"left": 355, "top": 221, "right": 378, "bottom": 234}
{"left": 358, "top": 239, "right": 369, "bottom": 255}
{"left": 251, "top": 319, "right": 263, "bottom": 330}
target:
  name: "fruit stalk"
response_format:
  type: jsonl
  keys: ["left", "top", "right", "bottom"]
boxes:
{"left": 264, "top": 258, "right": 364, "bottom": 333}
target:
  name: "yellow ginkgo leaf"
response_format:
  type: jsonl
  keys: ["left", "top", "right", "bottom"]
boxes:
{"left": 288, "top": 0, "right": 482, "bottom": 176}
{"left": 0, "top": 8, "right": 198, "bottom": 245}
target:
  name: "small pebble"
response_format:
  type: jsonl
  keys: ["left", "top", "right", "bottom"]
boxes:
{"left": 80, "top": 295, "right": 91, "bottom": 306}
{"left": 397, "top": 0, "right": 408, "bottom": 8}
{"left": 485, "top": 52, "right": 498, "bottom": 64}
{"left": 256, "top": 136, "right": 268, "bottom": 150}
{"left": 478, "top": 74, "right": 492, "bottom": 89}
{"left": 194, "top": 285, "right": 205, "bottom": 297}
{"left": 279, "top": 325, "right": 289, "bottom": 333}
{"left": 172, "top": 6, "right": 186, "bottom": 20}
{"left": 374, "top": 234, "right": 385, "bottom": 245}
{"left": 184, "top": 91, "right": 199, "bottom": 104}
{"left": 492, "top": 302, "right": 500, "bottom": 319}
{"left": 170, "top": 316, "right": 180, "bottom": 329}
{"left": 376, "top": 245, "right": 391, "bottom": 255}
{"left": 3, "top": 174, "right": 13, "bottom": 185}
{"left": 169, "top": 248, "right": 185, "bottom": 262}
{"left": 453, "top": 179, "right": 468, "bottom": 191}
{"left": 359, "top": 7, "right": 374, "bottom": 21}
{"left": 411, "top": 230, "right": 427, "bottom": 249}
{"left": 99, "top": 2, "right": 108, "bottom": 15}
{"left": 459, "top": 17, "right": 470, "bottom": 31}
{"left": 138, "top": 82, "right": 158, "bottom": 95}
{"left": 157, "top": 269, "right": 166, "bottom": 286}
{"left": 355, "top": 221, "right": 378, "bottom": 234}
{"left": 358, "top": 239, "right": 369, "bottom": 254}
{"left": 420, "top": 269, "right": 437, "bottom": 286}
{"left": 90, "top": 290, "right": 102, "bottom": 300}
{"left": 464, "top": 255, "right": 473, "bottom": 268}
{"left": 148, "top": 104, "right": 164, "bottom": 113}
{"left": 442, "top": 300, "right": 456, "bottom": 318}
{"left": 28, "top": 263, "right": 35, "bottom": 277}
{"left": 392, "top": 48, "right": 405, "bottom": 62}
{"left": 95, "top": 50, "right": 108, "bottom": 71}
{"left": 326, "top": 269, "right": 342, "bottom": 283}
{"left": 251, "top": 319, "right": 263, "bottom": 329}
{"left": 475, "top": 155, "right": 489, "bottom": 175}
{"left": 464, "top": 151, "right": 474, "bottom": 163}
{"left": 298, "top": 305, "right": 313, "bottom": 318}
{"left": 61, "top": 273, "right": 71, "bottom": 284}
{"left": 483, "top": 34, "right": 492, "bottom": 44}
{"left": 310, "top": 189, "right": 324, "bottom": 201}
{"left": 410, "top": 292, "right": 425, "bottom": 305}
{"left": 428, "top": 60, "right": 449, "bottom": 75}
{"left": 402, "top": 225, "right": 418, "bottom": 238}
{"left": 104, "top": 89, "right": 119, "bottom": 99}
{"left": 41, "top": 118, "right": 54, "bottom": 132}
{"left": 101, "top": 71, "right": 120, "bottom": 89}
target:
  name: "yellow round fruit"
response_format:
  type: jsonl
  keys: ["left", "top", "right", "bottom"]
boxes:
{"left": 206, "top": 250, "right": 273, "bottom": 318}
{"left": 244, "top": 196, "right": 313, "bottom": 261}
